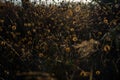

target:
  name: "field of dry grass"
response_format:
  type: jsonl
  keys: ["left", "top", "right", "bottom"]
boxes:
{"left": 0, "top": 1, "right": 120, "bottom": 80}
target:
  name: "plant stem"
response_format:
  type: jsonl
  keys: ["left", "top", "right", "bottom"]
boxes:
{"left": 89, "top": 63, "right": 93, "bottom": 80}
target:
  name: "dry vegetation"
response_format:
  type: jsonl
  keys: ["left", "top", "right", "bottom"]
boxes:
{"left": 0, "top": 1, "right": 120, "bottom": 80}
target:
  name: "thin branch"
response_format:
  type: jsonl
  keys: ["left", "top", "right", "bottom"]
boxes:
{"left": 0, "top": 36, "right": 20, "bottom": 56}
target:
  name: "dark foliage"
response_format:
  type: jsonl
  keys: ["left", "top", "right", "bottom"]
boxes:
{"left": 0, "top": 1, "right": 120, "bottom": 80}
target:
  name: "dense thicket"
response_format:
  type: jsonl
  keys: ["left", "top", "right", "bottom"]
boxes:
{"left": 0, "top": 1, "right": 120, "bottom": 80}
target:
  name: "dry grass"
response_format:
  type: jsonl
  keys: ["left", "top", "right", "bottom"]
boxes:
{"left": 0, "top": 1, "right": 120, "bottom": 80}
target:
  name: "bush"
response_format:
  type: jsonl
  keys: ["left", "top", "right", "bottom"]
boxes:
{"left": 0, "top": 1, "right": 120, "bottom": 80}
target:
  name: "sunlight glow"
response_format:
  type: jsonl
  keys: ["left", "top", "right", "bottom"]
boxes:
{"left": 5, "top": 0, "right": 92, "bottom": 5}
{"left": 31, "top": 0, "right": 92, "bottom": 4}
